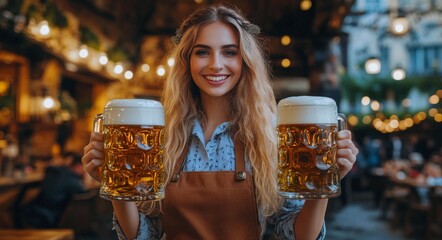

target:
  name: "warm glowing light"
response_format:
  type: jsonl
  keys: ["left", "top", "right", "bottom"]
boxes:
{"left": 373, "top": 118, "right": 383, "bottom": 128}
{"left": 429, "top": 108, "right": 438, "bottom": 117}
{"left": 0, "top": 81, "right": 9, "bottom": 94}
{"left": 141, "top": 64, "right": 150, "bottom": 73}
{"left": 389, "top": 119, "right": 399, "bottom": 129}
{"left": 99, "top": 53, "right": 108, "bottom": 65}
{"left": 361, "top": 96, "right": 371, "bottom": 105}
{"left": 167, "top": 58, "right": 175, "bottom": 67}
{"left": 399, "top": 120, "right": 407, "bottom": 130}
{"left": 371, "top": 100, "right": 381, "bottom": 111}
{"left": 435, "top": 113, "right": 442, "bottom": 122}
{"left": 365, "top": 58, "right": 381, "bottom": 74}
{"left": 390, "top": 115, "right": 398, "bottom": 120}
{"left": 43, "top": 96, "right": 55, "bottom": 109}
{"left": 390, "top": 17, "right": 410, "bottom": 35}
{"left": 362, "top": 115, "right": 372, "bottom": 125}
{"left": 300, "top": 0, "right": 312, "bottom": 10}
{"left": 281, "top": 59, "right": 291, "bottom": 68}
{"left": 429, "top": 94, "right": 440, "bottom": 104}
{"left": 78, "top": 45, "right": 89, "bottom": 59}
{"left": 405, "top": 118, "right": 414, "bottom": 127}
{"left": 194, "top": 0, "right": 204, "bottom": 3}
{"left": 38, "top": 20, "right": 50, "bottom": 36}
{"left": 124, "top": 71, "right": 133, "bottom": 80}
{"left": 281, "top": 35, "right": 291, "bottom": 46}
{"left": 157, "top": 65, "right": 165, "bottom": 76}
{"left": 391, "top": 68, "right": 406, "bottom": 80}
{"left": 348, "top": 115, "right": 359, "bottom": 126}
{"left": 114, "top": 63, "right": 124, "bottom": 74}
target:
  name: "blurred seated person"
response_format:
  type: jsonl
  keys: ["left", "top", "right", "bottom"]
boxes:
{"left": 19, "top": 151, "right": 88, "bottom": 228}
{"left": 419, "top": 160, "right": 442, "bottom": 187}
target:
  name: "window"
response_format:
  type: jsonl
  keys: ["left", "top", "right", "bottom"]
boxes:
{"left": 408, "top": 45, "right": 442, "bottom": 75}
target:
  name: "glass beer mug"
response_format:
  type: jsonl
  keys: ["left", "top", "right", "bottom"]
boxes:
{"left": 276, "top": 96, "right": 346, "bottom": 199}
{"left": 94, "top": 99, "right": 165, "bottom": 201}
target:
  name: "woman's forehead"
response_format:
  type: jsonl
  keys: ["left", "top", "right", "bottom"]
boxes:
{"left": 194, "top": 21, "right": 239, "bottom": 45}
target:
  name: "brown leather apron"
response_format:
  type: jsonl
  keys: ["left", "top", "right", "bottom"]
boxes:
{"left": 162, "top": 140, "right": 261, "bottom": 240}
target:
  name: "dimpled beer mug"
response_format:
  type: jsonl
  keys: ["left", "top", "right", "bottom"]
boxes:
{"left": 276, "top": 96, "right": 346, "bottom": 199}
{"left": 94, "top": 99, "right": 165, "bottom": 201}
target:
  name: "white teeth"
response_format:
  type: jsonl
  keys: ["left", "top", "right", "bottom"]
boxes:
{"left": 205, "top": 76, "right": 227, "bottom": 82}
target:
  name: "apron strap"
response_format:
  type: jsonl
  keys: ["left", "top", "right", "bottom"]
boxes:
{"left": 170, "top": 134, "right": 247, "bottom": 182}
{"left": 169, "top": 140, "right": 190, "bottom": 182}
{"left": 233, "top": 137, "right": 247, "bottom": 181}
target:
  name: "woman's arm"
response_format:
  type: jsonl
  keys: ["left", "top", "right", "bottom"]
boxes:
{"left": 294, "top": 199, "right": 328, "bottom": 240}
{"left": 112, "top": 201, "right": 140, "bottom": 239}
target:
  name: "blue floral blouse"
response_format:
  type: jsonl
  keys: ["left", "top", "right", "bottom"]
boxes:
{"left": 113, "top": 121, "right": 326, "bottom": 240}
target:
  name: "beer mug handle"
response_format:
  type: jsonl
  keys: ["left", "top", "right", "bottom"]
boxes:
{"left": 93, "top": 113, "right": 104, "bottom": 133}
{"left": 337, "top": 113, "right": 347, "bottom": 131}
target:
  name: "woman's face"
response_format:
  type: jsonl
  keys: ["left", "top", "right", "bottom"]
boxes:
{"left": 190, "top": 21, "right": 242, "bottom": 100}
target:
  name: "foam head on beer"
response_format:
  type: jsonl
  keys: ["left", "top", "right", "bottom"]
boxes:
{"left": 277, "top": 96, "right": 338, "bottom": 125}
{"left": 103, "top": 99, "right": 164, "bottom": 126}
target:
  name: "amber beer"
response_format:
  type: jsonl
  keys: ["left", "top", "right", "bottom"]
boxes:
{"left": 277, "top": 96, "right": 345, "bottom": 199}
{"left": 94, "top": 99, "right": 165, "bottom": 201}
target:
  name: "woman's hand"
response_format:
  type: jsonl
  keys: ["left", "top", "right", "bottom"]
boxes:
{"left": 337, "top": 130, "right": 359, "bottom": 179}
{"left": 82, "top": 132, "right": 105, "bottom": 182}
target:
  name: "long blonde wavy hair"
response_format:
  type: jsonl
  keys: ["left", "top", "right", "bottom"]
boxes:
{"left": 160, "top": 4, "right": 280, "bottom": 218}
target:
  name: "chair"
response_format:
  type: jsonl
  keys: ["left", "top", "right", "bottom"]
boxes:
{"left": 428, "top": 187, "right": 442, "bottom": 239}
{"left": 13, "top": 181, "right": 42, "bottom": 228}
{"left": 58, "top": 189, "right": 99, "bottom": 234}
{"left": 403, "top": 186, "right": 432, "bottom": 238}
{"left": 0, "top": 188, "right": 21, "bottom": 228}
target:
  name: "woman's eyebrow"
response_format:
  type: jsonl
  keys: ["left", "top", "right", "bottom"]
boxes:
{"left": 193, "top": 44, "right": 239, "bottom": 49}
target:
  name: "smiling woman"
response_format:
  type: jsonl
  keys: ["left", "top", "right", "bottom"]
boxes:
{"left": 80, "top": 4, "right": 359, "bottom": 240}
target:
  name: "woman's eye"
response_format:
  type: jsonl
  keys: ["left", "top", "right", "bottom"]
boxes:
{"left": 224, "top": 50, "right": 238, "bottom": 56}
{"left": 194, "top": 49, "right": 209, "bottom": 56}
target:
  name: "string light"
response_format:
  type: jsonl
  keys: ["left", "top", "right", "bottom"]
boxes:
{"left": 167, "top": 58, "right": 175, "bottom": 67}
{"left": 300, "top": 0, "right": 312, "bottom": 11}
{"left": 281, "top": 35, "right": 291, "bottom": 46}
{"left": 390, "top": 17, "right": 410, "bottom": 35}
{"left": 114, "top": 63, "right": 124, "bottom": 74}
{"left": 361, "top": 96, "right": 371, "bottom": 105}
{"left": 42, "top": 96, "right": 55, "bottom": 109}
{"left": 364, "top": 58, "right": 381, "bottom": 74}
{"left": 156, "top": 65, "right": 165, "bottom": 76}
{"left": 98, "top": 53, "right": 108, "bottom": 65}
{"left": 38, "top": 20, "right": 50, "bottom": 36}
{"left": 78, "top": 45, "right": 89, "bottom": 59}
{"left": 124, "top": 70, "right": 133, "bottom": 80}
{"left": 391, "top": 68, "right": 406, "bottom": 80}
{"left": 141, "top": 64, "right": 150, "bottom": 73}
{"left": 281, "top": 58, "right": 291, "bottom": 68}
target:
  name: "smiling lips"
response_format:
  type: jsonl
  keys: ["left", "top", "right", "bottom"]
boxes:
{"left": 204, "top": 75, "right": 229, "bottom": 82}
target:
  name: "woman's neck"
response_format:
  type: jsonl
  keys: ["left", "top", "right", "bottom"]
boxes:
{"left": 200, "top": 95, "right": 229, "bottom": 143}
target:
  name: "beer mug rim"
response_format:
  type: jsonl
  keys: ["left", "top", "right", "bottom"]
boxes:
{"left": 103, "top": 99, "right": 164, "bottom": 126}
{"left": 278, "top": 96, "right": 336, "bottom": 108}
{"left": 105, "top": 99, "right": 163, "bottom": 109}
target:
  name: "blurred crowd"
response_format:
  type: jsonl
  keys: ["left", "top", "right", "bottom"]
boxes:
{"left": 351, "top": 133, "right": 442, "bottom": 238}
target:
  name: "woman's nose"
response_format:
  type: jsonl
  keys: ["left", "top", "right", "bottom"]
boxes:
{"left": 209, "top": 54, "right": 223, "bottom": 71}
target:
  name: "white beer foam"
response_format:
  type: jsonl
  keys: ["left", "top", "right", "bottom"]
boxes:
{"left": 103, "top": 99, "right": 164, "bottom": 126}
{"left": 277, "top": 96, "right": 338, "bottom": 124}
